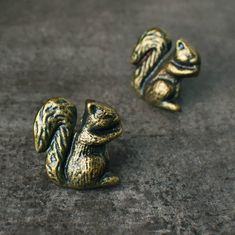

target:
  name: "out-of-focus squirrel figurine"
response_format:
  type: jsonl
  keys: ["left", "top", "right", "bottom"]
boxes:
{"left": 131, "top": 28, "right": 201, "bottom": 112}
{"left": 34, "top": 97, "right": 122, "bottom": 189}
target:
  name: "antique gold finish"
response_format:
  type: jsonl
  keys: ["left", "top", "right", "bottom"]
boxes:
{"left": 34, "top": 97, "right": 122, "bottom": 189}
{"left": 131, "top": 28, "right": 201, "bottom": 111}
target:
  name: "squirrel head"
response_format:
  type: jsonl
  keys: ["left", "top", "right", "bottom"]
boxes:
{"left": 170, "top": 39, "right": 201, "bottom": 77}
{"left": 79, "top": 100, "right": 122, "bottom": 145}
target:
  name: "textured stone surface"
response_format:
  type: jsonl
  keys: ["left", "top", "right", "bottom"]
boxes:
{"left": 0, "top": 0, "right": 235, "bottom": 234}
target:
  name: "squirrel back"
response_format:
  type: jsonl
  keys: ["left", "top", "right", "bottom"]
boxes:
{"left": 34, "top": 97, "right": 77, "bottom": 185}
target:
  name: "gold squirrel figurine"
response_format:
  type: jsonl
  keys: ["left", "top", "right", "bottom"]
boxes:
{"left": 131, "top": 28, "right": 201, "bottom": 111}
{"left": 34, "top": 97, "right": 122, "bottom": 189}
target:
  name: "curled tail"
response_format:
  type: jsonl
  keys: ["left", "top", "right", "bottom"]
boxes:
{"left": 131, "top": 28, "right": 172, "bottom": 96}
{"left": 34, "top": 97, "right": 77, "bottom": 185}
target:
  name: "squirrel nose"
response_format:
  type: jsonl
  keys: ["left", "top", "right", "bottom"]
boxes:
{"left": 190, "top": 54, "right": 200, "bottom": 64}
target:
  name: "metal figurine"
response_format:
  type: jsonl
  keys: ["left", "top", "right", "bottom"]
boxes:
{"left": 131, "top": 28, "right": 201, "bottom": 112}
{"left": 34, "top": 97, "right": 122, "bottom": 189}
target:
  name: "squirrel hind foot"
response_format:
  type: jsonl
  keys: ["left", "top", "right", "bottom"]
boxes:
{"left": 99, "top": 172, "right": 120, "bottom": 188}
{"left": 155, "top": 101, "right": 181, "bottom": 112}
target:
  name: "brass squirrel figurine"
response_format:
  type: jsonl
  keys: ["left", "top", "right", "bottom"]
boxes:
{"left": 131, "top": 28, "right": 201, "bottom": 111}
{"left": 34, "top": 97, "right": 122, "bottom": 189}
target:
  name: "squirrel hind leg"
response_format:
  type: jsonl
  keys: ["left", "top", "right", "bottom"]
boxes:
{"left": 144, "top": 80, "right": 181, "bottom": 112}
{"left": 155, "top": 101, "right": 181, "bottom": 112}
{"left": 98, "top": 172, "right": 120, "bottom": 188}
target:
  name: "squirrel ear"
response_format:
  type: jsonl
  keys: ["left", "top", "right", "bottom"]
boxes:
{"left": 85, "top": 99, "right": 97, "bottom": 114}
{"left": 176, "top": 39, "right": 187, "bottom": 51}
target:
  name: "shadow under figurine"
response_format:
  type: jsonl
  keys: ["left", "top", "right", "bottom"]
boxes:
{"left": 34, "top": 97, "right": 122, "bottom": 189}
{"left": 131, "top": 27, "right": 201, "bottom": 112}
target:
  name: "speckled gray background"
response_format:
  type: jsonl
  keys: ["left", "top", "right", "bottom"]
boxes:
{"left": 0, "top": 0, "right": 234, "bottom": 234}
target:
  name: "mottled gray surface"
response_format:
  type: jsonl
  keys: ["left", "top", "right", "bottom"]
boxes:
{"left": 0, "top": 0, "right": 234, "bottom": 234}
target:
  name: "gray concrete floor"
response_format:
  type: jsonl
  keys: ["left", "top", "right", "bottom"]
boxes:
{"left": 0, "top": 0, "right": 234, "bottom": 234}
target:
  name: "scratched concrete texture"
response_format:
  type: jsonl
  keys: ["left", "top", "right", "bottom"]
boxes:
{"left": 0, "top": 0, "right": 234, "bottom": 234}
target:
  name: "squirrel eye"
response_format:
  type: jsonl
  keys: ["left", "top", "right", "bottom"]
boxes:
{"left": 178, "top": 42, "right": 185, "bottom": 50}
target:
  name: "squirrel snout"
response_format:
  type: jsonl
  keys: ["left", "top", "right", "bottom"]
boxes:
{"left": 190, "top": 53, "right": 201, "bottom": 65}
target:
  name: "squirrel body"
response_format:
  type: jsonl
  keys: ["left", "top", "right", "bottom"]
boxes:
{"left": 34, "top": 97, "right": 122, "bottom": 189}
{"left": 131, "top": 28, "right": 201, "bottom": 111}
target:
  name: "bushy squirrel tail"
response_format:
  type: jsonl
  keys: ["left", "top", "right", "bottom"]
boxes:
{"left": 131, "top": 28, "right": 172, "bottom": 95}
{"left": 34, "top": 97, "right": 77, "bottom": 185}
